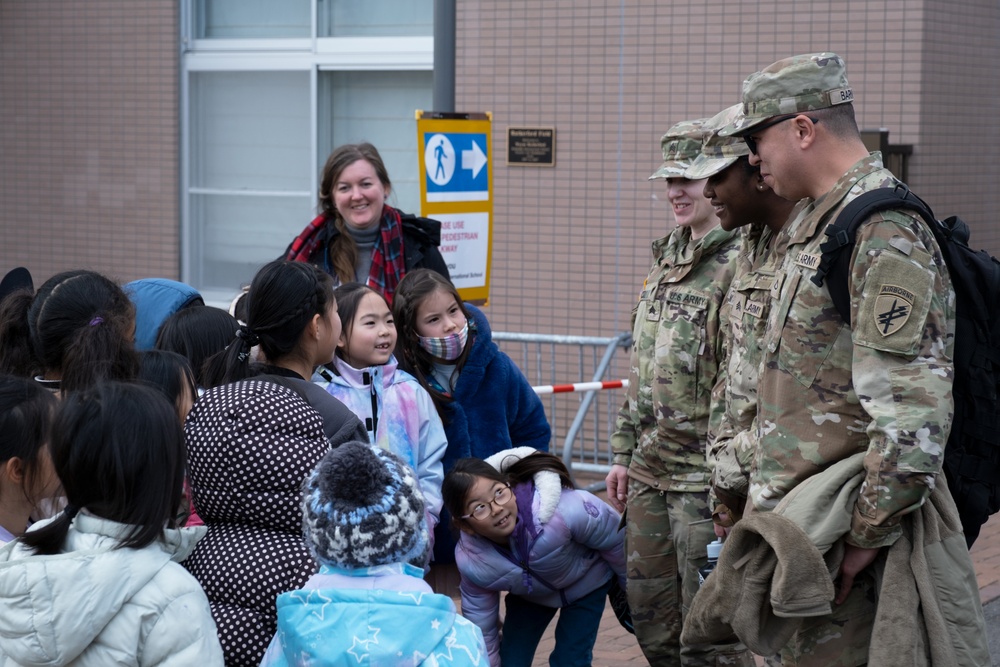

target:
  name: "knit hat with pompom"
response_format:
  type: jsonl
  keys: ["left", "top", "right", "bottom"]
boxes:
{"left": 301, "top": 440, "right": 429, "bottom": 569}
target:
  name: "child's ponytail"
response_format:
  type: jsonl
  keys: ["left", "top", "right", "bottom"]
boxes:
{"left": 59, "top": 309, "right": 139, "bottom": 393}
{"left": 19, "top": 504, "right": 78, "bottom": 556}
{"left": 202, "top": 261, "right": 335, "bottom": 388}
{"left": 503, "top": 451, "right": 575, "bottom": 490}
{"left": 201, "top": 324, "right": 256, "bottom": 388}
{"left": 27, "top": 271, "right": 138, "bottom": 392}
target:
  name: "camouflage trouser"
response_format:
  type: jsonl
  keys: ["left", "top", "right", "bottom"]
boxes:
{"left": 625, "top": 481, "right": 754, "bottom": 667}
{"left": 771, "top": 567, "right": 876, "bottom": 666}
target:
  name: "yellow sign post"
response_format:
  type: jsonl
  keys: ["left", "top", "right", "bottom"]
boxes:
{"left": 416, "top": 111, "right": 493, "bottom": 304}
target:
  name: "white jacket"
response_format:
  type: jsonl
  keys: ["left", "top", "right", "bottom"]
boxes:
{"left": 0, "top": 513, "right": 223, "bottom": 666}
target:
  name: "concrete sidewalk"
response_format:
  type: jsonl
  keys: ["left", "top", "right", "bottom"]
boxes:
{"left": 524, "top": 488, "right": 1000, "bottom": 666}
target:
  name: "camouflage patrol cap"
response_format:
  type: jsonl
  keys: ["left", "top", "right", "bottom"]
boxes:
{"left": 719, "top": 52, "right": 854, "bottom": 136}
{"left": 685, "top": 104, "right": 751, "bottom": 180}
{"left": 648, "top": 118, "right": 708, "bottom": 180}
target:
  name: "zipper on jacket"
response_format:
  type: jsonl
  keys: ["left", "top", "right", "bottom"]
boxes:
{"left": 363, "top": 371, "right": 379, "bottom": 436}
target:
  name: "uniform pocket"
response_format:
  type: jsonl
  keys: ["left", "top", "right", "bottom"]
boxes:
{"left": 768, "top": 270, "right": 846, "bottom": 388}
{"left": 654, "top": 287, "right": 710, "bottom": 405}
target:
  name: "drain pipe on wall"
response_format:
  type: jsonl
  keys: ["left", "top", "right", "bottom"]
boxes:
{"left": 433, "top": 0, "right": 456, "bottom": 112}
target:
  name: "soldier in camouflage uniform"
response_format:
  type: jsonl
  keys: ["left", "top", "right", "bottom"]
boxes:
{"left": 717, "top": 53, "right": 956, "bottom": 666}
{"left": 685, "top": 105, "right": 798, "bottom": 530}
{"left": 606, "top": 119, "right": 750, "bottom": 666}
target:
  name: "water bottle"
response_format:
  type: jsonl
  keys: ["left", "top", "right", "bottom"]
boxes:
{"left": 698, "top": 537, "right": 724, "bottom": 586}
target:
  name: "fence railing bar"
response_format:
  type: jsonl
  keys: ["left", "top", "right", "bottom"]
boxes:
{"left": 493, "top": 330, "right": 631, "bottom": 487}
{"left": 558, "top": 332, "right": 631, "bottom": 484}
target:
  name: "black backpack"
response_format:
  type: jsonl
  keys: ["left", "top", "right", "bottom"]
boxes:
{"left": 811, "top": 183, "right": 1000, "bottom": 548}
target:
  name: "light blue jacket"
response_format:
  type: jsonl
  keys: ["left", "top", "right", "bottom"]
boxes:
{"left": 260, "top": 563, "right": 487, "bottom": 667}
{"left": 323, "top": 355, "right": 446, "bottom": 531}
{"left": 0, "top": 513, "right": 223, "bottom": 666}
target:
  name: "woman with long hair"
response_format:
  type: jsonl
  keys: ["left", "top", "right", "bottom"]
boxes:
{"left": 284, "top": 142, "right": 449, "bottom": 303}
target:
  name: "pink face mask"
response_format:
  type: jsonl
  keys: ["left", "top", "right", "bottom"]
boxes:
{"left": 417, "top": 322, "right": 469, "bottom": 361}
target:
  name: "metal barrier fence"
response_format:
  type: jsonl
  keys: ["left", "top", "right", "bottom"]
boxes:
{"left": 492, "top": 331, "right": 632, "bottom": 484}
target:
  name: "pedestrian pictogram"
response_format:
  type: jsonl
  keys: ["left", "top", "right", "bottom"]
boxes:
{"left": 416, "top": 111, "right": 493, "bottom": 304}
{"left": 423, "top": 132, "right": 489, "bottom": 202}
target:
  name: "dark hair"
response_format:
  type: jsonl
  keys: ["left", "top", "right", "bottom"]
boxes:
{"left": 0, "top": 374, "right": 58, "bottom": 510}
{"left": 155, "top": 306, "right": 239, "bottom": 387}
{"left": 137, "top": 350, "right": 197, "bottom": 417}
{"left": 26, "top": 271, "right": 139, "bottom": 392}
{"left": 318, "top": 142, "right": 392, "bottom": 284}
{"left": 0, "top": 289, "right": 40, "bottom": 377}
{"left": 202, "top": 260, "right": 335, "bottom": 387}
{"left": 0, "top": 270, "right": 91, "bottom": 379}
{"left": 332, "top": 282, "right": 389, "bottom": 364}
{"left": 21, "top": 382, "right": 186, "bottom": 555}
{"left": 392, "top": 269, "right": 473, "bottom": 417}
{"left": 442, "top": 452, "right": 574, "bottom": 532}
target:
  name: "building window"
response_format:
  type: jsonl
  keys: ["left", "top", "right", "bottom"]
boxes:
{"left": 182, "top": 0, "right": 433, "bottom": 302}
{"left": 195, "top": 0, "right": 311, "bottom": 38}
{"left": 318, "top": 0, "right": 433, "bottom": 37}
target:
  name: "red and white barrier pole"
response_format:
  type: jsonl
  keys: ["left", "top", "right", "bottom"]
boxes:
{"left": 532, "top": 379, "right": 629, "bottom": 396}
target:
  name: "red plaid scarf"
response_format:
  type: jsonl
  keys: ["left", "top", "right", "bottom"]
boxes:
{"left": 286, "top": 206, "right": 407, "bottom": 304}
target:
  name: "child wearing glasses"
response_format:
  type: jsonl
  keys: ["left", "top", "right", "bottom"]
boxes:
{"left": 442, "top": 448, "right": 626, "bottom": 667}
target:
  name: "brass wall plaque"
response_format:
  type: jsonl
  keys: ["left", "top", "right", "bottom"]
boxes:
{"left": 506, "top": 127, "right": 555, "bottom": 167}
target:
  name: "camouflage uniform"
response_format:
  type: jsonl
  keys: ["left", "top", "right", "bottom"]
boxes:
{"left": 685, "top": 104, "right": 784, "bottom": 519}
{"left": 720, "top": 54, "right": 957, "bottom": 666}
{"left": 612, "top": 117, "right": 745, "bottom": 663}
{"left": 707, "top": 221, "right": 778, "bottom": 513}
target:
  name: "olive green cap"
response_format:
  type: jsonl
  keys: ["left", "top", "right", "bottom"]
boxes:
{"left": 685, "top": 104, "right": 751, "bottom": 180}
{"left": 719, "top": 52, "right": 854, "bottom": 137}
{"left": 648, "top": 118, "right": 708, "bottom": 180}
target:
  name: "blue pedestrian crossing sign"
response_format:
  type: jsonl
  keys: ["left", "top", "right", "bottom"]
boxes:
{"left": 416, "top": 111, "right": 492, "bottom": 304}
{"left": 423, "top": 132, "right": 489, "bottom": 202}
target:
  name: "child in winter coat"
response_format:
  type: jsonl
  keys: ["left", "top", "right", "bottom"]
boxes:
{"left": 260, "top": 440, "right": 486, "bottom": 666}
{"left": 0, "top": 382, "right": 223, "bottom": 666}
{"left": 322, "top": 282, "right": 447, "bottom": 541}
{"left": 393, "top": 269, "right": 551, "bottom": 568}
{"left": 0, "top": 375, "right": 60, "bottom": 545}
{"left": 442, "top": 448, "right": 627, "bottom": 667}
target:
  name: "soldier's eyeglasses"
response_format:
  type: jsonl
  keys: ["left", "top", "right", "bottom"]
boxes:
{"left": 462, "top": 484, "right": 513, "bottom": 521}
{"left": 743, "top": 114, "right": 819, "bottom": 155}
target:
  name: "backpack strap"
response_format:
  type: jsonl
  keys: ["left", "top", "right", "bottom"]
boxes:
{"left": 811, "top": 183, "right": 939, "bottom": 325}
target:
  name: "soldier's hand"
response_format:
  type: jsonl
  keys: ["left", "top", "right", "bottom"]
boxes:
{"left": 605, "top": 464, "right": 629, "bottom": 513}
{"left": 835, "top": 543, "right": 880, "bottom": 605}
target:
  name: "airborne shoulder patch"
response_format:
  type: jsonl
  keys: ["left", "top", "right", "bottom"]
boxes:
{"left": 873, "top": 284, "right": 914, "bottom": 336}
{"left": 854, "top": 250, "right": 934, "bottom": 356}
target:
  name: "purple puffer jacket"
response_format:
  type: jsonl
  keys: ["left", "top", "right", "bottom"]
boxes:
{"left": 455, "top": 483, "right": 626, "bottom": 663}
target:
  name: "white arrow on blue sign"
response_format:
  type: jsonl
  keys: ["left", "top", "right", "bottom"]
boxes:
{"left": 424, "top": 132, "right": 489, "bottom": 202}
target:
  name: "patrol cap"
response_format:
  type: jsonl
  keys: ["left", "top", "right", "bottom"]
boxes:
{"left": 719, "top": 52, "right": 854, "bottom": 137}
{"left": 648, "top": 118, "right": 708, "bottom": 181}
{"left": 684, "top": 104, "right": 750, "bottom": 181}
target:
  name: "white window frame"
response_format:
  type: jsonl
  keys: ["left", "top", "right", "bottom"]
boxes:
{"left": 179, "top": 0, "right": 433, "bottom": 303}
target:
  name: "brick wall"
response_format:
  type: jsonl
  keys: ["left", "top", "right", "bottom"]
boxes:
{"left": 457, "top": 0, "right": 1000, "bottom": 399}
{"left": 0, "top": 0, "right": 180, "bottom": 287}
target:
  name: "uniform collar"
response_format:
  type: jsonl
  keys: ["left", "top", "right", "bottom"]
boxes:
{"left": 784, "top": 152, "right": 890, "bottom": 246}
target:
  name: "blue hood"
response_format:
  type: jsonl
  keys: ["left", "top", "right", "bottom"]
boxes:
{"left": 125, "top": 278, "right": 203, "bottom": 350}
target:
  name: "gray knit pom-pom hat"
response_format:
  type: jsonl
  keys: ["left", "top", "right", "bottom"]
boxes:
{"left": 301, "top": 440, "right": 430, "bottom": 569}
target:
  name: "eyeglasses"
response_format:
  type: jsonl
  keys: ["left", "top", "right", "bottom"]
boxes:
{"left": 462, "top": 484, "right": 513, "bottom": 521}
{"left": 743, "top": 114, "right": 819, "bottom": 155}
